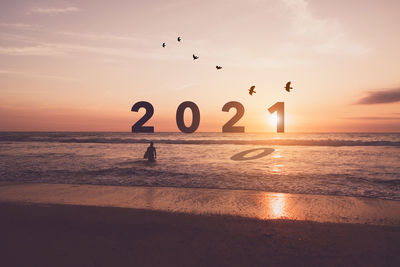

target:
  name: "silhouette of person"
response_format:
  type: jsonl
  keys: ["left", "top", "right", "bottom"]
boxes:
{"left": 144, "top": 142, "right": 157, "bottom": 162}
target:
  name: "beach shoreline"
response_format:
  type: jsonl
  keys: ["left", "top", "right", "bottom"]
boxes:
{"left": 1, "top": 182, "right": 399, "bottom": 225}
{"left": 1, "top": 182, "right": 400, "bottom": 266}
{"left": 1, "top": 201, "right": 400, "bottom": 267}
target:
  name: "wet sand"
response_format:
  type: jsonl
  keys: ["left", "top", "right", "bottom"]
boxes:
{"left": 1, "top": 182, "right": 400, "bottom": 225}
{"left": 1, "top": 202, "right": 400, "bottom": 267}
{"left": 1, "top": 182, "right": 400, "bottom": 266}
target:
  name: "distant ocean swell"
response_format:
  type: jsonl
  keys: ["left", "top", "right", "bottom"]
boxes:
{"left": 1, "top": 136, "right": 400, "bottom": 147}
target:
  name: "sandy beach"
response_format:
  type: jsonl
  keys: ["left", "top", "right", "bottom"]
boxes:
{"left": 1, "top": 183, "right": 400, "bottom": 266}
{"left": 1, "top": 202, "right": 400, "bottom": 267}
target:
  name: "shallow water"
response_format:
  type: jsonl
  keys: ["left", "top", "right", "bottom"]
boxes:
{"left": 0, "top": 132, "right": 399, "bottom": 200}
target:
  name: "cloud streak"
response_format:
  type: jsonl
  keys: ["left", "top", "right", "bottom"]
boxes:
{"left": 0, "top": 69, "right": 76, "bottom": 81}
{"left": 356, "top": 88, "right": 400, "bottom": 105}
{"left": 28, "top": 7, "right": 80, "bottom": 15}
{"left": 342, "top": 116, "right": 400, "bottom": 120}
{"left": 0, "top": 41, "right": 189, "bottom": 62}
{"left": 0, "top": 23, "right": 37, "bottom": 29}
{"left": 0, "top": 45, "right": 62, "bottom": 56}
{"left": 56, "top": 31, "right": 141, "bottom": 42}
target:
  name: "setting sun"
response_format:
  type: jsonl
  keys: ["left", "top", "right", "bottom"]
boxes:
{"left": 269, "top": 113, "right": 278, "bottom": 129}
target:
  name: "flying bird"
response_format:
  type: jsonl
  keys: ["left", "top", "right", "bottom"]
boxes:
{"left": 177, "top": 37, "right": 181, "bottom": 42}
{"left": 193, "top": 54, "right": 199, "bottom": 60}
{"left": 285, "top": 81, "right": 293, "bottom": 92}
{"left": 216, "top": 66, "right": 222, "bottom": 70}
{"left": 162, "top": 43, "right": 166, "bottom": 48}
{"left": 249, "top": 85, "right": 256, "bottom": 95}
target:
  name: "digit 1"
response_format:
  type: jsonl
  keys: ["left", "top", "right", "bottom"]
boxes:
{"left": 268, "top": 102, "right": 284, "bottom": 133}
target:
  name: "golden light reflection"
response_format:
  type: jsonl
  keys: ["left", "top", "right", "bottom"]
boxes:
{"left": 272, "top": 164, "right": 284, "bottom": 172}
{"left": 269, "top": 193, "right": 286, "bottom": 218}
{"left": 272, "top": 150, "right": 281, "bottom": 158}
{"left": 268, "top": 113, "right": 278, "bottom": 129}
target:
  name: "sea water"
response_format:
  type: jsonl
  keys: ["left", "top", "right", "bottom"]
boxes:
{"left": 0, "top": 132, "right": 399, "bottom": 200}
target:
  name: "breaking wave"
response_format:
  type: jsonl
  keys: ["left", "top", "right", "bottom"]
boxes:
{"left": 0, "top": 136, "right": 399, "bottom": 146}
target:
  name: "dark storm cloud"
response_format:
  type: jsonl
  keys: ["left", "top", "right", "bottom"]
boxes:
{"left": 356, "top": 88, "right": 400, "bottom": 104}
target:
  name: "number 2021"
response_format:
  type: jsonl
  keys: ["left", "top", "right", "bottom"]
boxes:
{"left": 131, "top": 101, "right": 285, "bottom": 133}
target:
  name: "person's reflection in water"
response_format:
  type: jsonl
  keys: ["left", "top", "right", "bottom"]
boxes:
{"left": 144, "top": 142, "right": 157, "bottom": 162}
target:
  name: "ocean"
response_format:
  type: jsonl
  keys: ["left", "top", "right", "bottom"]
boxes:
{"left": 0, "top": 132, "right": 399, "bottom": 201}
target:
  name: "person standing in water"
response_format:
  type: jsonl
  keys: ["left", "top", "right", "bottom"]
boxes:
{"left": 144, "top": 142, "right": 157, "bottom": 162}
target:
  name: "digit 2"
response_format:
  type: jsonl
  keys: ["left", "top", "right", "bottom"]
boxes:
{"left": 222, "top": 101, "right": 245, "bottom": 133}
{"left": 131, "top": 101, "right": 154, "bottom": 133}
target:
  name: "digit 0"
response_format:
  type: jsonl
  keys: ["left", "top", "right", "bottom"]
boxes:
{"left": 176, "top": 101, "right": 200, "bottom": 133}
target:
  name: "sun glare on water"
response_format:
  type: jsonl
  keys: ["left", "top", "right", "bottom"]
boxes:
{"left": 270, "top": 193, "right": 286, "bottom": 218}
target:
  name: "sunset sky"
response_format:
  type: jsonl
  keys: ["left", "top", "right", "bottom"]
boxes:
{"left": 0, "top": 0, "right": 399, "bottom": 132}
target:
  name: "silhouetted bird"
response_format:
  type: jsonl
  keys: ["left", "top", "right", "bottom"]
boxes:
{"left": 162, "top": 43, "right": 166, "bottom": 48}
{"left": 177, "top": 37, "right": 181, "bottom": 42}
{"left": 193, "top": 54, "right": 199, "bottom": 60}
{"left": 285, "top": 81, "right": 293, "bottom": 92}
{"left": 249, "top": 85, "right": 256, "bottom": 95}
{"left": 216, "top": 66, "right": 222, "bottom": 70}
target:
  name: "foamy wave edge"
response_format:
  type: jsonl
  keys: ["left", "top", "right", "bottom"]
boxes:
{"left": 1, "top": 137, "right": 400, "bottom": 146}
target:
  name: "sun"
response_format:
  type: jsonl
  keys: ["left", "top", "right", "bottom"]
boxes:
{"left": 269, "top": 113, "right": 278, "bottom": 128}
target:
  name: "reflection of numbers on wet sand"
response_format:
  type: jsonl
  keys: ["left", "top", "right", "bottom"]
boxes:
{"left": 231, "top": 148, "right": 275, "bottom": 161}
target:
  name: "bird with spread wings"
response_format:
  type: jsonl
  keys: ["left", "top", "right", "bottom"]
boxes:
{"left": 249, "top": 86, "right": 256, "bottom": 95}
{"left": 285, "top": 81, "right": 293, "bottom": 92}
